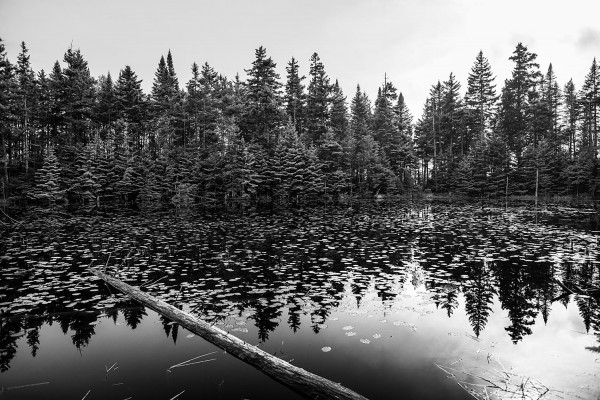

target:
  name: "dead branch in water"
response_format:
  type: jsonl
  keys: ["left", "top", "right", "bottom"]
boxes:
{"left": 90, "top": 268, "right": 368, "bottom": 400}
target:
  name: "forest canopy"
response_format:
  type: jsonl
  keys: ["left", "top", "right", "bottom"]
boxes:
{"left": 0, "top": 39, "right": 598, "bottom": 211}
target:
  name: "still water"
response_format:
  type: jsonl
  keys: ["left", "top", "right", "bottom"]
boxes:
{"left": 1, "top": 204, "right": 599, "bottom": 399}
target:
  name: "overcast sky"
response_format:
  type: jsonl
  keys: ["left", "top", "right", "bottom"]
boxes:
{"left": 1, "top": 0, "right": 599, "bottom": 117}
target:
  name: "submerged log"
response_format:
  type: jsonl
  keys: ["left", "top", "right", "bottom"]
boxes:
{"left": 91, "top": 269, "right": 368, "bottom": 400}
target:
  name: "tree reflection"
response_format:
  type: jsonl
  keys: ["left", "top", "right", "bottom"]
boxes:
{"left": 495, "top": 262, "right": 539, "bottom": 343}
{"left": 463, "top": 260, "right": 496, "bottom": 337}
{"left": 122, "top": 306, "right": 147, "bottom": 329}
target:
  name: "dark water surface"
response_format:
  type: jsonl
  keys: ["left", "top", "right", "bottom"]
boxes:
{"left": 1, "top": 204, "right": 599, "bottom": 399}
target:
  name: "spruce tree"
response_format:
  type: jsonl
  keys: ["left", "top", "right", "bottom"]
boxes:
{"left": 497, "top": 43, "right": 541, "bottom": 162}
{"left": 48, "top": 61, "right": 65, "bottom": 141}
{"left": 579, "top": 58, "right": 599, "bottom": 155}
{"left": 95, "top": 73, "right": 116, "bottom": 130}
{"left": 329, "top": 80, "right": 348, "bottom": 142}
{"left": 1, "top": 38, "right": 15, "bottom": 193}
{"left": 241, "top": 46, "right": 283, "bottom": 150}
{"left": 31, "top": 147, "right": 64, "bottom": 207}
{"left": 284, "top": 57, "right": 306, "bottom": 134}
{"left": 306, "top": 53, "right": 330, "bottom": 145}
{"left": 115, "top": 65, "right": 146, "bottom": 150}
{"left": 15, "top": 41, "right": 37, "bottom": 176}
{"left": 465, "top": 51, "right": 497, "bottom": 143}
{"left": 372, "top": 76, "right": 398, "bottom": 159}
{"left": 61, "top": 47, "right": 96, "bottom": 145}
{"left": 539, "top": 64, "right": 561, "bottom": 146}
{"left": 562, "top": 79, "right": 578, "bottom": 159}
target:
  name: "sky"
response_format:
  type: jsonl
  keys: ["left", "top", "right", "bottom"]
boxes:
{"left": 1, "top": 0, "right": 599, "bottom": 118}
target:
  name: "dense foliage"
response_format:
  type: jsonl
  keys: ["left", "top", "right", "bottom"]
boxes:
{"left": 0, "top": 39, "right": 598, "bottom": 211}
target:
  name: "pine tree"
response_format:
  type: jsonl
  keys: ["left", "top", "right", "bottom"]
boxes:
{"left": 539, "top": 64, "right": 561, "bottom": 146}
{"left": 303, "top": 146, "right": 324, "bottom": 199}
{"left": 563, "top": 79, "right": 578, "bottom": 160}
{"left": 197, "top": 62, "right": 221, "bottom": 149}
{"left": 47, "top": 61, "right": 65, "bottom": 142}
{"left": 349, "top": 85, "right": 371, "bottom": 139}
{"left": 497, "top": 43, "right": 541, "bottom": 162}
{"left": 151, "top": 55, "right": 170, "bottom": 111}
{"left": 115, "top": 65, "right": 146, "bottom": 151}
{"left": 465, "top": 51, "right": 497, "bottom": 144}
{"left": 464, "top": 261, "right": 496, "bottom": 337}
{"left": 61, "top": 47, "right": 96, "bottom": 145}
{"left": 151, "top": 52, "right": 184, "bottom": 150}
{"left": 579, "top": 58, "right": 599, "bottom": 156}
{"left": 389, "top": 93, "right": 415, "bottom": 179}
{"left": 185, "top": 62, "right": 202, "bottom": 146}
{"left": 0, "top": 38, "right": 15, "bottom": 194}
{"left": 166, "top": 50, "right": 179, "bottom": 91}
{"left": 306, "top": 53, "right": 330, "bottom": 145}
{"left": 372, "top": 76, "right": 397, "bottom": 160}
{"left": 284, "top": 57, "right": 306, "bottom": 134}
{"left": 329, "top": 80, "right": 348, "bottom": 143}
{"left": 95, "top": 72, "right": 116, "bottom": 130}
{"left": 30, "top": 147, "right": 64, "bottom": 207}
{"left": 241, "top": 46, "right": 283, "bottom": 150}
{"left": 14, "top": 41, "right": 37, "bottom": 176}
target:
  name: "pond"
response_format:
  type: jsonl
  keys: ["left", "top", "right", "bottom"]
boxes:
{"left": 1, "top": 203, "right": 599, "bottom": 399}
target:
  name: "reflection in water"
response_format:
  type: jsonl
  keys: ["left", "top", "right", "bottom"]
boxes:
{"left": 1, "top": 204, "right": 600, "bottom": 398}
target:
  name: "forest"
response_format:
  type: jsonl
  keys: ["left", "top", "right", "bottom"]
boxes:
{"left": 0, "top": 38, "right": 599, "bottom": 213}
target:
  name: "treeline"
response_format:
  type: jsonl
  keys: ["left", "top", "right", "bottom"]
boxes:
{"left": 0, "top": 38, "right": 598, "bottom": 211}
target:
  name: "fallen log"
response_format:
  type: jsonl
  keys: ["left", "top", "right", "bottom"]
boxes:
{"left": 90, "top": 269, "right": 368, "bottom": 400}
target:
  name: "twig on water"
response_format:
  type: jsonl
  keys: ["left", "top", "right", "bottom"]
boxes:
{"left": 140, "top": 275, "right": 167, "bottom": 288}
{"left": 168, "top": 358, "right": 216, "bottom": 370}
{"left": 167, "top": 351, "right": 217, "bottom": 372}
{"left": 1, "top": 381, "right": 50, "bottom": 390}
{"left": 435, "top": 360, "right": 553, "bottom": 400}
{"left": 103, "top": 252, "right": 112, "bottom": 272}
{"left": 105, "top": 361, "right": 118, "bottom": 374}
{"left": 169, "top": 390, "right": 185, "bottom": 400}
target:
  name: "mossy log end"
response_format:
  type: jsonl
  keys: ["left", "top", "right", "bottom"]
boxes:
{"left": 91, "top": 269, "right": 368, "bottom": 400}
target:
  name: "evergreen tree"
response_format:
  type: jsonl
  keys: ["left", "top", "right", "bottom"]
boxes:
{"left": 241, "top": 46, "right": 283, "bottom": 150}
{"left": 47, "top": 61, "right": 65, "bottom": 143}
{"left": 1, "top": 38, "right": 16, "bottom": 195}
{"left": 329, "top": 80, "right": 348, "bottom": 143}
{"left": 579, "top": 58, "right": 599, "bottom": 156}
{"left": 284, "top": 57, "right": 306, "bottom": 134}
{"left": 30, "top": 147, "right": 64, "bottom": 207}
{"left": 306, "top": 53, "right": 330, "bottom": 145}
{"left": 539, "top": 64, "right": 561, "bottom": 146}
{"left": 372, "top": 76, "right": 397, "bottom": 160}
{"left": 562, "top": 79, "right": 578, "bottom": 159}
{"left": 389, "top": 93, "right": 415, "bottom": 180}
{"left": 14, "top": 41, "right": 37, "bottom": 176}
{"left": 95, "top": 73, "right": 116, "bottom": 130}
{"left": 438, "top": 73, "right": 464, "bottom": 190}
{"left": 197, "top": 62, "right": 222, "bottom": 149}
{"left": 151, "top": 53, "right": 184, "bottom": 150}
{"left": 497, "top": 43, "right": 541, "bottom": 162}
{"left": 185, "top": 62, "right": 203, "bottom": 147}
{"left": 61, "top": 47, "right": 96, "bottom": 145}
{"left": 464, "top": 51, "right": 497, "bottom": 145}
{"left": 464, "top": 261, "right": 496, "bottom": 337}
{"left": 115, "top": 65, "right": 146, "bottom": 150}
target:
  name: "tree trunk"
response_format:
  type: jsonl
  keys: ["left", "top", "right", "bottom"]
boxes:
{"left": 91, "top": 269, "right": 368, "bottom": 400}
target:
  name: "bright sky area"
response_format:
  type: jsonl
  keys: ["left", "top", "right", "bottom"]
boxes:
{"left": 1, "top": 0, "right": 599, "bottom": 118}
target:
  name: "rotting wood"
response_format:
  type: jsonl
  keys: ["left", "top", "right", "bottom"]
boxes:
{"left": 90, "top": 269, "right": 369, "bottom": 400}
